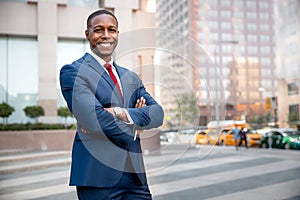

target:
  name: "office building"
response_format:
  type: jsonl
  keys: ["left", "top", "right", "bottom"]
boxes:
{"left": 274, "top": 0, "right": 300, "bottom": 129}
{"left": 156, "top": 0, "right": 277, "bottom": 127}
{"left": 0, "top": 0, "right": 156, "bottom": 123}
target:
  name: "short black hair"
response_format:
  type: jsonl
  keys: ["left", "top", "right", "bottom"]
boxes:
{"left": 86, "top": 9, "right": 118, "bottom": 29}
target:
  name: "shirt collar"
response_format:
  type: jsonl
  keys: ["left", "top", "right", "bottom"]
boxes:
{"left": 89, "top": 51, "right": 114, "bottom": 70}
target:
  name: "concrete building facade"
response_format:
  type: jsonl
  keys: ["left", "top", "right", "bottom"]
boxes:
{"left": 0, "top": 0, "right": 156, "bottom": 124}
{"left": 274, "top": 0, "right": 300, "bottom": 129}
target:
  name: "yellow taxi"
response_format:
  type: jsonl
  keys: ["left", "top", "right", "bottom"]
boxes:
{"left": 195, "top": 129, "right": 209, "bottom": 144}
{"left": 224, "top": 129, "right": 261, "bottom": 147}
{"left": 204, "top": 120, "right": 247, "bottom": 145}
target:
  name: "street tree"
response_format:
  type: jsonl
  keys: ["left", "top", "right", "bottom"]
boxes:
{"left": 23, "top": 105, "right": 44, "bottom": 123}
{"left": 57, "top": 106, "right": 73, "bottom": 127}
{"left": 176, "top": 92, "right": 199, "bottom": 127}
{"left": 0, "top": 102, "right": 15, "bottom": 124}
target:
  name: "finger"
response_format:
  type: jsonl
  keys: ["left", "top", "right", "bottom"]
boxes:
{"left": 82, "top": 128, "right": 87, "bottom": 134}
{"left": 136, "top": 99, "right": 141, "bottom": 106}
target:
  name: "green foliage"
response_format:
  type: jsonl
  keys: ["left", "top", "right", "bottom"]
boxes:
{"left": 23, "top": 105, "right": 44, "bottom": 119}
{"left": 0, "top": 102, "right": 15, "bottom": 124}
{"left": 57, "top": 106, "right": 73, "bottom": 118}
{"left": 176, "top": 92, "right": 199, "bottom": 126}
{"left": 0, "top": 123, "right": 75, "bottom": 131}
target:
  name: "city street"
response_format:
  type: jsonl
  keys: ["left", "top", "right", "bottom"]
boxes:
{"left": 0, "top": 144, "right": 300, "bottom": 200}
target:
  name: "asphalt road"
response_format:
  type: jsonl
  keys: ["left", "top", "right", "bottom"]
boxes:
{"left": 0, "top": 144, "right": 300, "bottom": 200}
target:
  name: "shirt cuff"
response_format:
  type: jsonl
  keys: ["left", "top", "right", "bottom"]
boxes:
{"left": 123, "top": 109, "right": 137, "bottom": 140}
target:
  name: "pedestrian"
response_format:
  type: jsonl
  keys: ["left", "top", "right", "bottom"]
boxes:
{"left": 232, "top": 125, "right": 240, "bottom": 151}
{"left": 239, "top": 127, "right": 248, "bottom": 148}
{"left": 60, "top": 9, "right": 164, "bottom": 200}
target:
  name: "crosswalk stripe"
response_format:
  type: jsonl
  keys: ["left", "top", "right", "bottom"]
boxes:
{"left": 0, "top": 184, "right": 75, "bottom": 200}
{"left": 147, "top": 154, "right": 258, "bottom": 177}
{"left": 205, "top": 179, "right": 300, "bottom": 200}
{"left": 1, "top": 147, "right": 299, "bottom": 199}
{"left": 0, "top": 170, "right": 69, "bottom": 189}
{"left": 150, "top": 160, "right": 300, "bottom": 196}
{"left": 0, "top": 151, "right": 70, "bottom": 163}
{"left": 0, "top": 157, "right": 71, "bottom": 175}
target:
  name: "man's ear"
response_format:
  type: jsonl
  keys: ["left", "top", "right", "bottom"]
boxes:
{"left": 85, "top": 30, "right": 89, "bottom": 40}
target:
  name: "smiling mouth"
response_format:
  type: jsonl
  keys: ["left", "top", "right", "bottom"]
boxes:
{"left": 99, "top": 43, "right": 112, "bottom": 48}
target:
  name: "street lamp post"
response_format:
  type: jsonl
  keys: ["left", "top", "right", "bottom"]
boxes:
{"left": 213, "top": 40, "right": 239, "bottom": 130}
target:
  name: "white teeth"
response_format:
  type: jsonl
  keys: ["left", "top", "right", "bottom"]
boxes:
{"left": 100, "top": 43, "right": 111, "bottom": 47}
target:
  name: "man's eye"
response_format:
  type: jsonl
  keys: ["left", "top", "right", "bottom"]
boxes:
{"left": 94, "top": 29, "right": 103, "bottom": 33}
{"left": 109, "top": 29, "right": 117, "bottom": 33}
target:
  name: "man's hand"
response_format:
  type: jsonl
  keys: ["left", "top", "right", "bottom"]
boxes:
{"left": 82, "top": 97, "right": 147, "bottom": 134}
{"left": 135, "top": 97, "right": 146, "bottom": 108}
{"left": 135, "top": 97, "right": 146, "bottom": 134}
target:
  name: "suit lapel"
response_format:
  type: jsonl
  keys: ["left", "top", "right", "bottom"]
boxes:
{"left": 83, "top": 53, "right": 123, "bottom": 105}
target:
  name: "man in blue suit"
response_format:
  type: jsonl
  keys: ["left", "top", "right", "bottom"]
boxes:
{"left": 60, "top": 9, "right": 164, "bottom": 199}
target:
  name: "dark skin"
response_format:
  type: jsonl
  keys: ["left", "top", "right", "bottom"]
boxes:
{"left": 85, "top": 14, "right": 119, "bottom": 62}
{"left": 82, "top": 13, "right": 146, "bottom": 133}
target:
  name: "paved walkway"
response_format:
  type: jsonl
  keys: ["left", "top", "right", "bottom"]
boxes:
{"left": 0, "top": 144, "right": 299, "bottom": 200}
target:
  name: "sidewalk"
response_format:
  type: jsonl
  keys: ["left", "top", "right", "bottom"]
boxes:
{"left": 0, "top": 149, "right": 71, "bottom": 175}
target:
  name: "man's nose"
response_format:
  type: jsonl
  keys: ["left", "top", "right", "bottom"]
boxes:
{"left": 102, "top": 29, "right": 110, "bottom": 38}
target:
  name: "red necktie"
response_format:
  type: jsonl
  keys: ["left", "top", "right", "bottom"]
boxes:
{"left": 104, "top": 63, "right": 123, "bottom": 98}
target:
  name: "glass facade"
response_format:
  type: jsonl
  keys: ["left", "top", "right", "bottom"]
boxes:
{"left": 56, "top": 39, "right": 89, "bottom": 123}
{"left": 0, "top": 37, "right": 38, "bottom": 123}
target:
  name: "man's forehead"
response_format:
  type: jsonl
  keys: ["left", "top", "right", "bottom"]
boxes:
{"left": 91, "top": 14, "right": 118, "bottom": 26}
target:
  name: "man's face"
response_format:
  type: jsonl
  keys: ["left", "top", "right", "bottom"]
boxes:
{"left": 85, "top": 14, "right": 119, "bottom": 62}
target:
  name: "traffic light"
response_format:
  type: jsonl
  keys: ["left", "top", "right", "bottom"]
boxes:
{"left": 265, "top": 97, "right": 271, "bottom": 110}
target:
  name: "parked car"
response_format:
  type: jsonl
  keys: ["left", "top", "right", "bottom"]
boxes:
{"left": 224, "top": 129, "right": 261, "bottom": 147}
{"left": 179, "top": 128, "right": 197, "bottom": 143}
{"left": 160, "top": 130, "right": 178, "bottom": 143}
{"left": 260, "top": 128, "right": 300, "bottom": 150}
{"left": 205, "top": 120, "right": 247, "bottom": 145}
{"left": 195, "top": 129, "right": 209, "bottom": 145}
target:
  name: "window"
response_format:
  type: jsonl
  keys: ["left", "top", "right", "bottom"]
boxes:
{"left": 260, "top": 35, "right": 270, "bottom": 43}
{"left": 248, "top": 35, "right": 258, "bottom": 42}
{"left": 246, "top": 12, "right": 257, "bottom": 19}
{"left": 261, "top": 46, "right": 271, "bottom": 54}
{"left": 246, "top": 1, "right": 256, "bottom": 9}
{"left": 259, "top": 2, "right": 269, "bottom": 10}
{"left": 247, "top": 23, "right": 257, "bottom": 31}
{"left": 208, "top": 10, "right": 218, "bottom": 18}
{"left": 289, "top": 104, "right": 299, "bottom": 122}
{"left": 259, "top": 13, "right": 269, "bottom": 20}
{"left": 288, "top": 81, "right": 299, "bottom": 95}
{"left": 67, "top": 0, "right": 98, "bottom": 8}
{"left": 221, "top": 22, "right": 231, "bottom": 30}
{"left": 57, "top": 39, "right": 89, "bottom": 124}
{"left": 233, "top": 11, "right": 244, "bottom": 19}
{"left": 233, "top": 0, "right": 244, "bottom": 8}
{"left": 248, "top": 46, "right": 258, "bottom": 54}
{"left": 260, "top": 24, "right": 270, "bottom": 32}
{"left": 261, "top": 68, "right": 272, "bottom": 76}
{"left": 260, "top": 57, "right": 271, "bottom": 65}
{"left": 220, "top": 0, "right": 231, "bottom": 7}
{"left": 221, "top": 11, "right": 231, "bottom": 18}
{"left": 221, "top": 33, "right": 232, "bottom": 41}
{"left": 0, "top": 37, "right": 38, "bottom": 123}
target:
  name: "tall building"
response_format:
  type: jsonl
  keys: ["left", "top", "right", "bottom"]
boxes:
{"left": 274, "top": 0, "right": 300, "bottom": 129}
{"left": 155, "top": 0, "right": 201, "bottom": 128}
{"left": 156, "top": 0, "right": 277, "bottom": 127}
{"left": 0, "top": 0, "right": 156, "bottom": 123}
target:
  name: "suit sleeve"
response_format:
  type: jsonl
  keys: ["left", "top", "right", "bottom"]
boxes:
{"left": 127, "top": 74, "right": 164, "bottom": 129}
{"left": 60, "top": 63, "right": 136, "bottom": 149}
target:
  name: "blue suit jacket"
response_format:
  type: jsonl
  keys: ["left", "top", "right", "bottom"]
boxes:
{"left": 60, "top": 53, "right": 164, "bottom": 187}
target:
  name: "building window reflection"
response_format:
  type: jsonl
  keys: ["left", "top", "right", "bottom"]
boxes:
{"left": 0, "top": 36, "right": 38, "bottom": 123}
